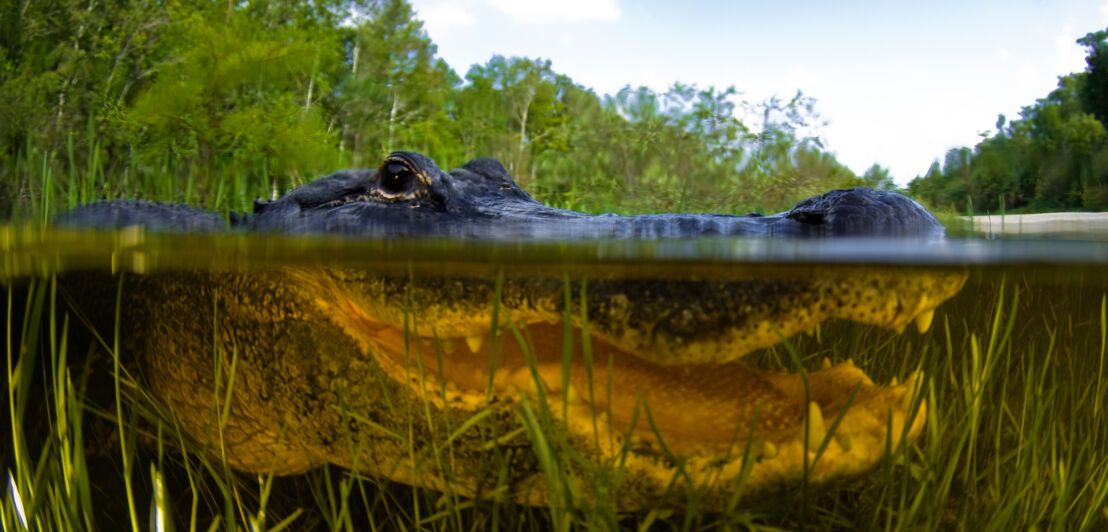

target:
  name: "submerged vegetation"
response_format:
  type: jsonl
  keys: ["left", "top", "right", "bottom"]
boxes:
{"left": 3, "top": 265, "right": 1107, "bottom": 530}
{"left": 0, "top": 0, "right": 897, "bottom": 222}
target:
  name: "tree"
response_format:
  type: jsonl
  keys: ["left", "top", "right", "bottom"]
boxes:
{"left": 860, "top": 164, "right": 897, "bottom": 191}
{"left": 122, "top": 3, "right": 342, "bottom": 199}
{"left": 336, "top": 0, "right": 456, "bottom": 166}
{"left": 908, "top": 161, "right": 946, "bottom": 207}
{"left": 0, "top": 0, "right": 170, "bottom": 185}
{"left": 461, "top": 56, "right": 562, "bottom": 182}
{"left": 1078, "top": 29, "right": 1108, "bottom": 126}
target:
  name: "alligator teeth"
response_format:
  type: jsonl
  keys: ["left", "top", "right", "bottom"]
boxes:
{"left": 761, "top": 440, "right": 778, "bottom": 460}
{"left": 915, "top": 309, "right": 936, "bottom": 333}
{"left": 465, "top": 335, "right": 485, "bottom": 353}
{"left": 821, "top": 357, "right": 832, "bottom": 370}
{"left": 889, "top": 376, "right": 898, "bottom": 386}
{"left": 806, "top": 401, "right": 827, "bottom": 451}
{"left": 563, "top": 385, "right": 582, "bottom": 405}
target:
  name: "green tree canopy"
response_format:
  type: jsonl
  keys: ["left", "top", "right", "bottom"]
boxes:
{"left": 909, "top": 27, "right": 1108, "bottom": 212}
{"left": 2, "top": 0, "right": 887, "bottom": 218}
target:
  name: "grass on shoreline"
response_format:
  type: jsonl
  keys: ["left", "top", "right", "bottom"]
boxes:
{"left": 3, "top": 268, "right": 1108, "bottom": 531}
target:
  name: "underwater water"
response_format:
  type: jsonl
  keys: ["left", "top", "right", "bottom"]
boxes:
{"left": 2, "top": 227, "right": 1107, "bottom": 530}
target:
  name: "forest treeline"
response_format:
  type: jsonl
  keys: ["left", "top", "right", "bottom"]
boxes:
{"left": 0, "top": 0, "right": 898, "bottom": 219}
{"left": 908, "top": 30, "right": 1108, "bottom": 212}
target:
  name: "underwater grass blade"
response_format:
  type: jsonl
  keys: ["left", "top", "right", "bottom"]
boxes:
{"left": 1095, "top": 295, "right": 1106, "bottom": 421}
{"left": 111, "top": 276, "right": 142, "bottom": 531}
{"left": 6, "top": 280, "right": 46, "bottom": 531}
{"left": 576, "top": 279, "right": 601, "bottom": 450}
{"left": 484, "top": 271, "right": 504, "bottom": 402}
{"left": 561, "top": 272, "right": 573, "bottom": 423}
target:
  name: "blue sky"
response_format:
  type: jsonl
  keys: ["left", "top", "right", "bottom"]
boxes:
{"left": 407, "top": 0, "right": 1108, "bottom": 185}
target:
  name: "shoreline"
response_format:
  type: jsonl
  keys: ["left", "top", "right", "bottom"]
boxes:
{"left": 962, "top": 212, "right": 1108, "bottom": 236}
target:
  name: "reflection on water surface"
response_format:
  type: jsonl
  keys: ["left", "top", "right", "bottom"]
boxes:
{"left": 3, "top": 227, "right": 1107, "bottom": 279}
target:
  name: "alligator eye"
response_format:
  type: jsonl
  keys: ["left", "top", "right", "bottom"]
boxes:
{"left": 379, "top": 162, "right": 417, "bottom": 197}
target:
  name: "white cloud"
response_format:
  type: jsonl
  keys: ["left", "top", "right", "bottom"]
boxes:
{"left": 1056, "top": 19, "right": 1087, "bottom": 74}
{"left": 487, "top": 0, "right": 620, "bottom": 23}
{"left": 1101, "top": 0, "right": 1108, "bottom": 24}
{"left": 416, "top": 1, "right": 478, "bottom": 37}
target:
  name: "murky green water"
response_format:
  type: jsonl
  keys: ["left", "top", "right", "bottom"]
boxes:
{"left": 3, "top": 227, "right": 1107, "bottom": 529}
{"left": 4, "top": 225, "right": 1107, "bottom": 278}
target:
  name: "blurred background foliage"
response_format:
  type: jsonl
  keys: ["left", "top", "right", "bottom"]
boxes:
{"left": 2, "top": 0, "right": 1104, "bottom": 220}
{"left": 909, "top": 30, "right": 1108, "bottom": 213}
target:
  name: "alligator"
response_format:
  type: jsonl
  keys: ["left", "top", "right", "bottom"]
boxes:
{"left": 61, "top": 151, "right": 966, "bottom": 510}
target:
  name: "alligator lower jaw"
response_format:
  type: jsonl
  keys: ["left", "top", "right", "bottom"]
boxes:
{"left": 344, "top": 306, "right": 926, "bottom": 505}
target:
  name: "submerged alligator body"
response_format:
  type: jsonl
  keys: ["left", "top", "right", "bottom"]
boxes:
{"left": 62, "top": 152, "right": 966, "bottom": 510}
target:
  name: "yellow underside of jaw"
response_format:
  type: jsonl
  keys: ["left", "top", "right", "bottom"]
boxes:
{"left": 337, "top": 295, "right": 927, "bottom": 504}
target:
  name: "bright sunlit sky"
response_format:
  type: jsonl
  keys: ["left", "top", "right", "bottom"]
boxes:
{"left": 408, "top": 0, "right": 1108, "bottom": 185}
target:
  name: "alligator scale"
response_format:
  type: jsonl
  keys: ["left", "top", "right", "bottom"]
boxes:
{"left": 62, "top": 152, "right": 966, "bottom": 510}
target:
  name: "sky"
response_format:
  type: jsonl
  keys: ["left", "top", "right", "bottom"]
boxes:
{"left": 406, "top": 0, "right": 1108, "bottom": 186}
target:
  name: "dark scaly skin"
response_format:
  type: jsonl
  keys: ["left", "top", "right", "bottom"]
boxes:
{"left": 62, "top": 151, "right": 946, "bottom": 239}
{"left": 59, "top": 152, "right": 964, "bottom": 509}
